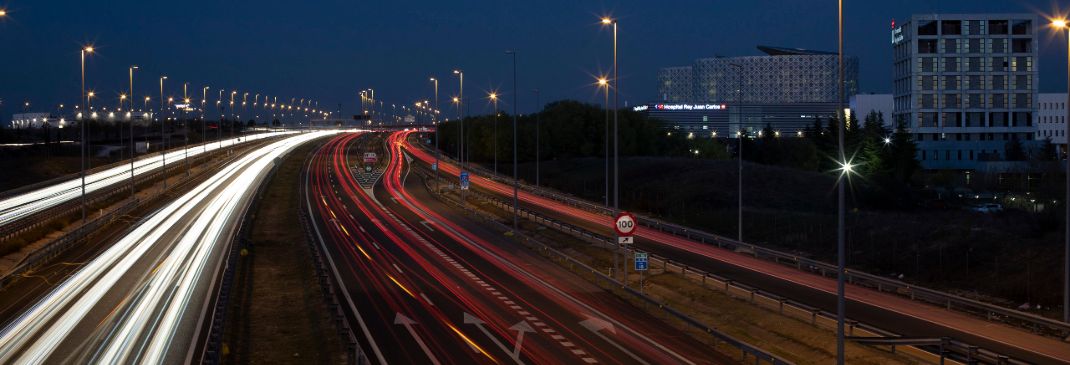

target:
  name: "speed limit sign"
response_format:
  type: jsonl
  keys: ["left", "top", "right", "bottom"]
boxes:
{"left": 614, "top": 212, "right": 637, "bottom": 236}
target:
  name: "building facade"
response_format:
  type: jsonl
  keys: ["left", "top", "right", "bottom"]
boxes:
{"left": 892, "top": 14, "right": 1039, "bottom": 170}
{"left": 1036, "top": 93, "right": 1066, "bottom": 147}
{"left": 647, "top": 46, "right": 859, "bottom": 137}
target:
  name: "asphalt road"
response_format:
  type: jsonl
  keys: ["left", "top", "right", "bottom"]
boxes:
{"left": 0, "top": 131, "right": 336, "bottom": 364}
{"left": 400, "top": 131, "right": 1070, "bottom": 364}
{"left": 306, "top": 132, "right": 724, "bottom": 364}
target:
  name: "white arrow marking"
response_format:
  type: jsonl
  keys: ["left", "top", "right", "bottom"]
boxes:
{"left": 394, "top": 313, "right": 441, "bottom": 365}
{"left": 420, "top": 292, "right": 435, "bottom": 306}
{"left": 580, "top": 316, "right": 648, "bottom": 365}
{"left": 393, "top": 263, "right": 404, "bottom": 273}
{"left": 509, "top": 321, "right": 535, "bottom": 359}
{"left": 464, "top": 312, "right": 526, "bottom": 364}
{"left": 420, "top": 220, "right": 436, "bottom": 232}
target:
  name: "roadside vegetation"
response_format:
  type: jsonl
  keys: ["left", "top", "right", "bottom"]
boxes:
{"left": 436, "top": 101, "right": 1065, "bottom": 316}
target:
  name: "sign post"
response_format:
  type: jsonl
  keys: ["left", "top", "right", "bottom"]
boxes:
{"left": 614, "top": 212, "right": 637, "bottom": 285}
{"left": 634, "top": 252, "right": 648, "bottom": 293}
{"left": 460, "top": 171, "right": 470, "bottom": 190}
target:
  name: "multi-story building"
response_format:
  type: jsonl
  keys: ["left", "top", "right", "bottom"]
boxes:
{"left": 642, "top": 46, "right": 859, "bottom": 137}
{"left": 1037, "top": 93, "right": 1067, "bottom": 155}
{"left": 892, "top": 14, "right": 1039, "bottom": 170}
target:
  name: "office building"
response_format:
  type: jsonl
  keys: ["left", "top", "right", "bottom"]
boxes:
{"left": 644, "top": 46, "right": 859, "bottom": 137}
{"left": 892, "top": 14, "right": 1039, "bottom": 170}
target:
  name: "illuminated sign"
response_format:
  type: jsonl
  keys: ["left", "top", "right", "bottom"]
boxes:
{"left": 891, "top": 26, "right": 904, "bottom": 45}
{"left": 634, "top": 104, "right": 727, "bottom": 112}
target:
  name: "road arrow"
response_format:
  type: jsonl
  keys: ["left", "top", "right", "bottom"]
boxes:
{"left": 420, "top": 220, "right": 436, "bottom": 232}
{"left": 394, "top": 313, "right": 441, "bottom": 365}
{"left": 580, "top": 316, "right": 649, "bottom": 365}
{"left": 464, "top": 312, "right": 527, "bottom": 364}
{"left": 509, "top": 321, "right": 535, "bottom": 359}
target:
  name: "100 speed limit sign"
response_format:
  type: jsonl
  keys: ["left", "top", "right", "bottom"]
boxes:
{"left": 614, "top": 212, "right": 637, "bottom": 236}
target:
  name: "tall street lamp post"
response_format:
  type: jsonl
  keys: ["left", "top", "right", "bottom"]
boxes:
{"left": 128, "top": 65, "right": 138, "bottom": 200}
{"left": 1052, "top": 18, "right": 1070, "bottom": 324}
{"left": 506, "top": 50, "right": 519, "bottom": 230}
{"left": 490, "top": 92, "right": 498, "bottom": 175}
{"left": 159, "top": 76, "right": 168, "bottom": 191}
{"left": 836, "top": 0, "right": 847, "bottom": 363}
{"left": 602, "top": 16, "right": 622, "bottom": 281}
{"left": 430, "top": 77, "right": 440, "bottom": 189}
{"left": 80, "top": 46, "right": 94, "bottom": 223}
{"left": 598, "top": 77, "right": 610, "bottom": 208}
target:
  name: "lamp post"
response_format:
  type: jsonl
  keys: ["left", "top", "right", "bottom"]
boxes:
{"left": 598, "top": 77, "right": 610, "bottom": 208}
{"left": 602, "top": 16, "right": 622, "bottom": 281}
{"left": 202, "top": 86, "right": 209, "bottom": 152}
{"left": 159, "top": 76, "right": 168, "bottom": 191}
{"left": 128, "top": 65, "right": 138, "bottom": 199}
{"left": 430, "top": 77, "right": 441, "bottom": 189}
{"left": 729, "top": 62, "right": 744, "bottom": 243}
{"left": 506, "top": 50, "right": 519, "bottom": 230}
{"left": 533, "top": 88, "right": 541, "bottom": 187}
{"left": 836, "top": 0, "right": 847, "bottom": 363}
{"left": 80, "top": 46, "right": 94, "bottom": 223}
{"left": 490, "top": 92, "right": 499, "bottom": 175}
{"left": 1052, "top": 17, "right": 1070, "bottom": 324}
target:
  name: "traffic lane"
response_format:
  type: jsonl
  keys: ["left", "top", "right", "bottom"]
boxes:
{"left": 339, "top": 134, "right": 586, "bottom": 364}
{"left": 392, "top": 170, "right": 728, "bottom": 365}
{"left": 479, "top": 181, "right": 1066, "bottom": 364}
{"left": 309, "top": 136, "right": 460, "bottom": 364}
{"left": 311, "top": 135, "right": 497, "bottom": 364}
{"left": 386, "top": 145, "right": 719, "bottom": 364}
{"left": 408, "top": 142, "right": 1070, "bottom": 364}
{"left": 8, "top": 154, "right": 251, "bottom": 364}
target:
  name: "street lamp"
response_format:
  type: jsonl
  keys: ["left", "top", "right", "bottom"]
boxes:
{"left": 601, "top": 16, "right": 623, "bottom": 281}
{"left": 453, "top": 69, "right": 465, "bottom": 171}
{"left": 128, "top": 65, "right": 138, "bottom": 199}
{"left": 598, "top": 76, "right": 610, "bottom": 208}
{"left": 533, "top": 88, "right": 541, "bottom": 187}
{"left": 1051, "top": 17, "right": 1070, "bottom": 324}
{"left": 79, "top": 46, "right": 94, "bottom": 223}
{"left": 159, "top": 75, "right": 168, "bottom": 191}
{"left": 506, "top": 49, "right": 520, "bottom": 230}
{"left": 489, "top": 91, "right": 499, "bottom": 174}
{"left": 836, "top": 0, "right": 847, "bottom": 363}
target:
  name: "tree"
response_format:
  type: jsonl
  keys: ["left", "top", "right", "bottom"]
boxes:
{"left": 1037, "top": 138, "right": 1057, "bottom": 161}
{"left": 887, "top": 121, "right": 920, "bottom": 183}
{"left": 1004, "top": 138, "right": 1026, "bottom": 161}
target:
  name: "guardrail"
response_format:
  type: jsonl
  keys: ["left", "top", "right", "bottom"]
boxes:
{"left": 462, "top": 184, "right": 1027, "bottom": 365}
{"left": 421, "top": 173, "right": 794, "bottom": 365}
{"left": 300, "top": 147, "right": 369, "bottom": 365}
{"left": 413, "top": 141, "right": 1070, "bottom": 340}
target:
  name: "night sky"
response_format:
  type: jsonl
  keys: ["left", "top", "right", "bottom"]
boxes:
{"left": 0, "top": 0, "right": 1065, "bottom": 122}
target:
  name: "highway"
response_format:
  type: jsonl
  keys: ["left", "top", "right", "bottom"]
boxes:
{"left": 0, "top": 131, "right": 336, "bottom": 364}
{"left": 0, "top": 131, "right": 294, "bottom": 228}
{"left": 306, "top": 131, "right": 723, "bottom": 364}
{"left": 399, "top": 131, "right": 1070, "bottom": 364}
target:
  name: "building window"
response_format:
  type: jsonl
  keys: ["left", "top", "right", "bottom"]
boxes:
{"left": 990, "top": 112, "right": 1009, "bottom": 127}
{"left": 992, "top": 57, "right": 1008, "bottom": 72}
{"left": 1012, "top": 20, "right": 1032, "bottom": 35}
{"left": 942, "top": 38, "right": 958, "bottom": 54}
{"left": 919, "top": 39, "right": 938, "bottom": 54}
{"left": 989, "top": 20, "right": 1009, "bottom": 35}
{"left": 922, "top": 150, "right": 927, "bottom": 160}
{"left": 958, "top": 150, "right": 962, "bottom": 160}
{"left": 990, "top": 94, "right": 1006, "bottom": 108}
{"left": 919, "top": 20, "right": 939, "bottom": 35}
{"left": 1012, "top": 39, "right": 1033, "bottom": 53}
{"left": 968, "top": 38, "right": 983, "bottom": 54}
{"left": 943, "top": 57, "right": 959, "bottom": 72}
{"left": 991, "top": 38, "right": 1007, "bottom": 54}
{"left": 942, "top": 20, "right": 962, "bottom": 35}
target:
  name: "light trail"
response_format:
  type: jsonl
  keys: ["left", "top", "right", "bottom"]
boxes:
{"left": 0, "top": 130, "right": 341, "bottom": 364}
{"left": 0, "top": 131, "right": 295, "bottom": 227}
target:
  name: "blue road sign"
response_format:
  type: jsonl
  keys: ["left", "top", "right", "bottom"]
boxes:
{"left": 460, "top": 171, "right": 470, "bottom": 190}
{"left": 634, "top": 252, "right": 648, "bottom": 271}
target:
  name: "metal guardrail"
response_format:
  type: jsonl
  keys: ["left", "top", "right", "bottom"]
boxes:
{"left": 463, "top": 185, "right": 1028, "bottom": 365}
{"left": 415, "top": 142, "right": 1070, "bottom": 341}
{"left": 299, "top": 146, "right": 369, "bottom": 365}
{"left": 422, "top": 174, "right": 794, "bottom": 365}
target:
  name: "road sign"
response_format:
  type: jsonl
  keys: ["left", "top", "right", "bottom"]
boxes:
{"left": 363, "top": 152, "right": 378, "bottom": 164}
{"left": 634, "top": 252, "right": 648, "bottom": 271}
{"left": 614, "top": 212, "right": 637, "bottom": 236}
{"left": 431, "top": 162, "right": 438, "bottom": 171}
{"left": 618, "top": 236, "right": 633, "bottom": 245}
{"left": 460, "top": 171, "right": 470, "bottom": 190}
